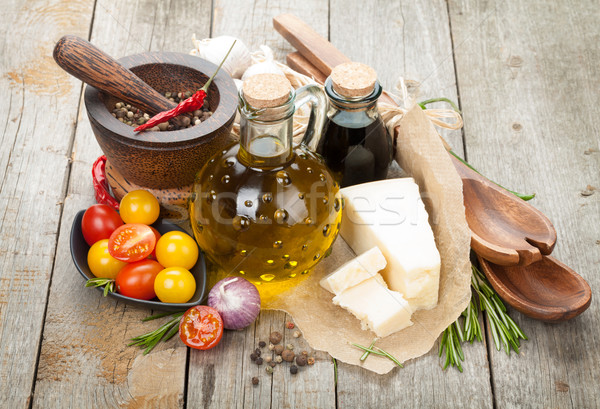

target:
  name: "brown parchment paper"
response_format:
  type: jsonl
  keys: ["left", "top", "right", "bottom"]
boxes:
{"left": 263, "top": 106, "right": 472, "bottom": 374}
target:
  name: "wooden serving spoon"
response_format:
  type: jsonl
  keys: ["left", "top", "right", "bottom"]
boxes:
{"left": 477, "top": 255, "right": 591, "bottom": 322}
{"left": 274, "top": 13, "right": 557, "bottom": 267}
{"left": 53, "top": 35, "right": 180, "bottom": 118}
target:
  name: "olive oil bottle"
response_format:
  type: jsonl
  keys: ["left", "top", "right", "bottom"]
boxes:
{"left": 189, "top": 74, "right": 342, "bottom": 291}
{"left": 317, "top": 62, "right": 393, "bottom": 187}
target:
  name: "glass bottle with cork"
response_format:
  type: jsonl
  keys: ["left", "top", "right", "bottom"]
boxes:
{"left": 189, "top": 73, "right": 342, "bottom": 294}
{"left": 317, "top": 62, "right": 393, "bottom": 187}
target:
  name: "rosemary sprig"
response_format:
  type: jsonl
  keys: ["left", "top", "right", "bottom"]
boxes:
{"left": 439, "top": 264, "right": 528, "bottom": 371}
{"left": 85, "top": 278, "right": 115, "bottom": 297}
{"left": 448, "top": 150, "right": 535, "bottom": 201}
{"left": 352, "top": 342, "right": 403, "bottom": 368}
{"left": 418, "top": 97, "right": 535, "bottom": 201}
{"left": 129, "top": 311, "right": 184, "bottom": 355}
{"left": 332, "top": 357, "right": 338, "bottom": 386}
{"left": 360, "top": 338, "right": 377, "bottom": 361}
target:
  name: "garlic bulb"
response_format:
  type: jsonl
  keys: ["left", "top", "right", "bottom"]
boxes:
{"left": 190, "top": 35, "right": 251, "bottom": 79}
{"left": 241, "top": 45, "right": 285, "bottom": 81}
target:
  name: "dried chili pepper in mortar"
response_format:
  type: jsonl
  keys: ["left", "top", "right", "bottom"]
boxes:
{"left": 134, "top": 40, "right": 237, "bottom": 132}
{"left": 92, "top": 155, "right": 120, "bottom": 210}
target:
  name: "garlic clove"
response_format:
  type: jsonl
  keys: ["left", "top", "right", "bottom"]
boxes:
{"left": 190, "top": 35, "right": 251, "bottom": 79}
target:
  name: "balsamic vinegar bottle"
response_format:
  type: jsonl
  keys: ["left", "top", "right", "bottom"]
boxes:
{"left": 317, "top": 62, "right": 393, "bottom": 188}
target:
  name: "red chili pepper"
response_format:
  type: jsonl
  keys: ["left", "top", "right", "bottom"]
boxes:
{"left": 134, "top": 40, "right": 237, "bottom": 133}
{"left": 92, "top": 155, "right": 120, "bottom": 210}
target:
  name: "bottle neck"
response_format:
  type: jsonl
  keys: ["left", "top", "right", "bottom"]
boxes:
{"left": 237, "top": 91, "right": 296, "bottom": 168}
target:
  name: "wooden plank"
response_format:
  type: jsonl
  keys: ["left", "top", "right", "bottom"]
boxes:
{"left": 185, "top": 2, "right": 336, "bottom": 408}
{"left": 448, "top": 0, "right": 600, "bottom": 407}
{"left": 329, "top": 1, "right": 494, "bottom": 408}
{"left": 31, "top": 1, "right": 212, "bottom": 407}
{"left": 0, "top": 1, "right": 95, "bottom": 408}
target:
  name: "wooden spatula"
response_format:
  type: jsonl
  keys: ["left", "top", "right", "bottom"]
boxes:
{"left": 274, "top": 13, "right": 557, "bottom": 266}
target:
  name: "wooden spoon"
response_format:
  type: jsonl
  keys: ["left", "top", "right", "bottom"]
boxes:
{"left": 53, "top": 35, "right": 178, "bottom": 116}
{"left": 274, "top": 13, "right": 557, "bottom": 266}
{"left": 477, "top": 255, "right": 592, "bottom": 322}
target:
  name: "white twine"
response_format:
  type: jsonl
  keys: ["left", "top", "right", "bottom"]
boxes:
{"left": 230, "top": 46, "right": 463, "bottom": 141}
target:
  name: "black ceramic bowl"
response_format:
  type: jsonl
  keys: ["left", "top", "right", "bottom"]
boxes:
{"left": 70, "top": 210, "right": 206, "bottom": 311}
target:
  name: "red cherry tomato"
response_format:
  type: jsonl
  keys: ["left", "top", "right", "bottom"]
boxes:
{"left": 179, "top": 306, "right": 223, "bottom": 350}
{"left": 148, "top": 226, "right": 161, "bottom": 259}
{"left": 81, "top": 204, "right": 124, "bottom": 246}
{"left": 115, "top": 259, "right": 164, "bottom": 300}
{"left": 108, "top": 224, "right": 156, "bottom": 262}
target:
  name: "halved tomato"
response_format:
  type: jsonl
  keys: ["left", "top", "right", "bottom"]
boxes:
{"left": 108, "top": 224, "right": 156, "bottom": 262}
{"left": 179, "top": 306, "right": 223, "bottom": 350}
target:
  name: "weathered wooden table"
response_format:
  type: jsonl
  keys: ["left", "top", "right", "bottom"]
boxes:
{"left": 1, "top": 0, "right": 598, "bottom": 407}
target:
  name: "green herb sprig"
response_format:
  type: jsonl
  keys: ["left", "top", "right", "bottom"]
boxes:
{"left": 419, "top": 98, "right": 535, "bottom": 201}
{"left": 129, "top": 311, "right": 184, "bottom": 355}
{"left": 439, "top": 264, "right": 528, "bottom": 371}
{"left": 85, "top": 278, "right": 115, "bottom": 297}
{"left": 352, "top": 341, "right": 403, "bottom": 367}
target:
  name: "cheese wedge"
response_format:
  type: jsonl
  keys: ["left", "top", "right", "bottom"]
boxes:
{"left": 332, "top": 274, "right": 413, "bottom": 337}
{"left": 340, "top": 178, "right": 441, "bottom": 310}
{"left": 320, "top": 247, "right": 387, "bottom": 295}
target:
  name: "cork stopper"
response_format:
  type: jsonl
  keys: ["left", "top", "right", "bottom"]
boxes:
{"left": 242, "top": 74, "right": 292, "bottom": 108}
{"left": 330, "top": 62, "right": 377, "bottom": 98}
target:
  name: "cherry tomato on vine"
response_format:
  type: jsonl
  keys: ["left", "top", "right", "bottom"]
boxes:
{"left": 87, "top": 239, "right": 127, "bottom": 279}
{"left": 81, "top": 204, "right": 124, "bottom": 246}
{"left": 154, "top": 267, "right": 196, "bottom": 303}
{"left": 108, "top": 224, "right": 156, "bottom": 262}
{"left": 155, "top": 231, "right": 199, "bottom": 270}
{"left": 119, "top": 190, "right": 160, "bottom": 225}
{"left": 179, "top": 305, "right": 223, "bottom": 350}
{"left": 115, "top": 259, "right": 164, "bottom": 300}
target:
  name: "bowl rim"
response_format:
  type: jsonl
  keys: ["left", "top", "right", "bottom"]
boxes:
{"left": 70, "top": 209, "right": 207, "bottom": 311}
{"left": 84, "top": 51, "right": 238, "bottom": 147}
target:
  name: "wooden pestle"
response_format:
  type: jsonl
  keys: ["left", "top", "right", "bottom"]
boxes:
{"left": 53, "top": 35, "right": 178, "bottom": 117}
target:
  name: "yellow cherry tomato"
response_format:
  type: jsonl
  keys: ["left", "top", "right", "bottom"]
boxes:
{"left": 119, "top": 190, "right": 160, "bottom": 225}
{"left": 154, "top": 267, "right": 196, "bottom": 303}
{"left": 87, "top": 239, "right": 127, "bottom": 279}
{"left": 155, "top": 231, "right": 199, "bottom": 270}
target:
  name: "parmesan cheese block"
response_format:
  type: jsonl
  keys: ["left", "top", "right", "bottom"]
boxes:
{"left": 332, "top": 274, "right": 413, "bottom": 337}
{"left": 340, "top": 178, "right": 441, "bottom": 310}
{"left": 320, "top": 247, "right": 387, "bottom": 295}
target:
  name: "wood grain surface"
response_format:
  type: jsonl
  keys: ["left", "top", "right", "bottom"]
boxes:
{"left": 0, "top": 0, "right": 598, "bottom": 408}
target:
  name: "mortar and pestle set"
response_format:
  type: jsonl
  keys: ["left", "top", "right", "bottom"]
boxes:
{"left": 55, "top": 23, "right": 591, "bottom": 322}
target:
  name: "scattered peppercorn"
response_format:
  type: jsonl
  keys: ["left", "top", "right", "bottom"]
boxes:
{"left": 268, "top": 343, "right": 275, "bottom": 351}
{"left": 293, "top": 330, "right": 301, "bottom": 338}
{"left": 286, "top": 344, "right": 294, "bottom": 350}
{"left": 255, "top": 348, "right": 261, "bottom": 356}
{"left": 286, "top": 321, "right": 295, "bottom": 329}
{"left": 259, "top": 341, "right": 266, "bottom": 348}
{"left": 252, "top": 377, "right": 259, "bottom": 385}
{"left": 275, "top": 355, "right": 283, "bottom": 364}
{"left": 265, "top": 356, "right": 272, "bottom": 363}
{"left": 282, "top": 349, "right": 295, "bottom": 362}
{"left": 250, "top": 353, "right": 257, "bottom": 361}
{"left": 301, "top": 351, "right": 308, "bottom": 356}
{"left": 307, "top": 357, "right": 315, "bottom": 365}
{"left": 269, "top": 361, "right": 276, "bottom": 368}
{"left": 256, "top": 357, "right": 263, "bottom": 365}
{"left": 269, "top": 331, "right": 283, "bottom": 345}
{"left": 290, "top": 365, "right": 298, "bottom": 374}
{"left": 296, "top": 355, "right": 307, "bottom": 367}
{"left": 274, "top": 345, "right": 284, "bottom": 355}
{"left": 266, "top": 366, "right": 273, "bottom": 374}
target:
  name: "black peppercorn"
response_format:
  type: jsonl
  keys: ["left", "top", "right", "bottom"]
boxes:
{"left": 252, "top": 377, "right": 259, "bottom": 385}
{"left": 255, "top": 348, "right": 261, "bottom": 356}
{"left": 250, "top": 353, "right": 257, "bottom": 361}
{"left": 290, "top": 365, "right": 298, "bottom": 374}
{"left": 259, "top": 341, "right": 266, "bottom": 348}
{"left": 256, "top": 357, "right": 264, "bottom": 365}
